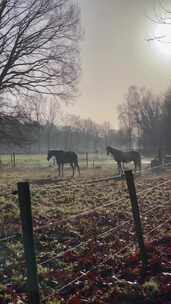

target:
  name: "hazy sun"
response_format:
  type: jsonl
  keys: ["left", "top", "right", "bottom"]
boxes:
{"left": 154, "top": 23, "right": 171, "bottom": 56}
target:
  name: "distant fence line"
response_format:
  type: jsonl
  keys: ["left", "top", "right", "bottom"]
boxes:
{"left": 2, "top": 152, "right": 170, "bottom": 172}
{"left": 0, "top": 152, "right": 16, "bottom": 167}
{"left": 0, "top": 152, "right": 115, "bottom": 169}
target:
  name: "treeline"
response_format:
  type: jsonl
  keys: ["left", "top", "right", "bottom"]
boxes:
{"left": 1, "top": 86, "right": 171, "bottom": 155}
{"left": 0, "top": 114, "right": 126, "bottom": 154}
{"left": 0, "top": 94, "right": 132, "bottom": 154}
{"left": 35, "top": 120, "right": 128, "bottom": 154}
{"left": 118, "top": 86, "right": 171, "bottom": 155}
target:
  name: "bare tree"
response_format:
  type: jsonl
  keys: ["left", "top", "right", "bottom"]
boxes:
{"left": 62, "top": 115, "right": 102, "bottom": 151}
{"left": 101, "top": 121, "right": 111, "bottom": 148}
{"left": 0, "top": 106, "right": 39, "bottom": 146}
{"left": 147, "top": 1, "right": 171, "bottom": 44}
{"left": 0, "top": 0, "right": 81, "bottom": 98}
{"left": 162, "top": 89, "right": 171, "bottom": 154}
{"left": 16, "top": 95, "right": 44, "bottom": 123}
{"left": 16, "top": 95, "right": 50, "bottom": 151}
{"left": 118, "top": 86, "right": 162, "bottom": 153}
{"left": 118, "top": 86, "right": 138, "bottom": 149}
{"left": 41, "top": 98, "right": 60, "bottom": 149}
{"left": 134, "top": 93, "right": 162, "bottom": 153}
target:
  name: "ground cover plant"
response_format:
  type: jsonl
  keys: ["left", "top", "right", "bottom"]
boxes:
{"left": 0, "top": 168, "right": 170, "bottom": 303}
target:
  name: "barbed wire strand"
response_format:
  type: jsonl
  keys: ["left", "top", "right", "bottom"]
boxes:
{"left": 38, "top": 197, "right": 171, "bottom": 266}
{"left": 34, "top": 179, "right": 170, "bottom": 233}
{"left": 42, "top": 242, "right": 132, "bottom": 302}
{"left": 39, "top": 185, "right": 171, "bottom": 266}
{"left": 39, "top": 220, "right": 131, "bottom": 265}
{"left": 42, "top": 214, "right": 171, "bottom": 302}
{"left": 0, "top": 233, "right": 21, "bottom": 244}
{"left": 1, "top": 177, "right": 170, "bottom": 247}
{"left": 142, "top": 199, "right": 170, "bottom": 216}
{"left": 146, "top": 218, "right": 171, "bottom": 236}
{"left": 0, "top": 170, "right": 170, "bottom": 244}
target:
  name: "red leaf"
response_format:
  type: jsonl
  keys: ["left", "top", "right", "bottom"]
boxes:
{"left": 127, "top": 253, "right": 139, "bottom": 264}
{"left": 86, "top": 271, "right": 97, "bottom": 281}
{"left": 67, "top": 293, "right": 80, "bottom": 304}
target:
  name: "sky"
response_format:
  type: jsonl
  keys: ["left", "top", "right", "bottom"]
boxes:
{"left": 64, "top": 0, "right": 171, "bottom": 128}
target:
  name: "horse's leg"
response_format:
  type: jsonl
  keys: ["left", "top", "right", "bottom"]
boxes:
{"left": 77, "top": 163, "right": 80, "bottom": 176}
{"left": 62, "top": 163, "right": 64, "bottom": 177}
{"left": 136, "top": 159, "right": 141, "bottom": 173}
{"left": 58, "top": 162, "right": 60, "bottom": 176}
{"left": 134, "top": 160, "right": 137, "bottom": 173}
{"left": 117, "top": 161, "right": 121, "bottom": 175}
{"left": 139, "top": 158, "right": 141, "bottom": 173}
{"left": 75, "top": 161, "right": 80, "bottom": 176}
{"left": 71, "top": 163, "right": 74, "bottom": 177}
{"left": 121, "top": 162, "right": 124, "bottom": 176}
{"left": 119, "top": 162, "right": 124, "bottom": 176}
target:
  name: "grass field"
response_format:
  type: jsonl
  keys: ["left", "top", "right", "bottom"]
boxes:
{"left": 0, "top": 153, "right": 118, "bottom": 185}
{"left": 0, "top": 153, "right": 150, "bottom": 185}
{"left": 0, "top": 164, "right": 171, "bottom": 303}
{"left": 0, "top": 153, "right": 115, "bottom": 168}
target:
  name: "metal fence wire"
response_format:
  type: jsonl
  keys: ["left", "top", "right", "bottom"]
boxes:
{"left": 0, "top": 165, "right": 171, "bottom": 303}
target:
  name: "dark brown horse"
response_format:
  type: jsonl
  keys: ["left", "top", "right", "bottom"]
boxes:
{"left": 47, "top": 150, "right": 80, "bottom": 177}
{"left": 106, "top": 146, "right": 141, "bottom": 175}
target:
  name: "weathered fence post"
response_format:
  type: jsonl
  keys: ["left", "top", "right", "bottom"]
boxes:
{"left": 86, "top": 152, "right": 89, "bottom": 168}
{"left": 92, "top": 160, "right": 95, "bottom": 169}
{"left": 13, "top": 152, "right": 16, "bottom": 167}
{"left": 10, "top": 152, "right": 16, "bottom": 167}
{"left": 125, "top": 170, "right": 148, "bottom": 271}
{"left": 17, "top": 182, "right": 40, "bottom": 304}
{"left": 10, "top": 153, "right": 12, "bottom": 167}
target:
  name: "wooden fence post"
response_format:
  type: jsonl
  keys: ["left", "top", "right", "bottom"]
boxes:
{"left": 10, "top": 152, "right": 16, "bottom": 167}
{"left": 92, "top": 160, "right": 95, "bottom": 169}
{"left": 17, "top": 182, "right": 40, "bottom": 304}
{"left": 13, "top": 152, "right": 16, "bottom": 167}
{"left": 86, "top": 152, "right": 89, "bottom": 168}
{"left": 125, "top": 170, "right": 148, "bottom": 271}
{"left": 10, "top": 153, "right": 12, "bottom": 167}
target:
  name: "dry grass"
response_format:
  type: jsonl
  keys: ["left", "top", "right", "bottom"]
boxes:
{"left": 0, "top": 165, "right": 116, "bottom": 185}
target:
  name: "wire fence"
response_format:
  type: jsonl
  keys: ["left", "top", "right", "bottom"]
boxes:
{"left": 0, "top": 174, "right": 168, "bottom": 244}
{"left": 42, "top": 212, "right": 171, "bottom": 303}
{"left": 0, "top": 165, "right": 171, "bottom": 303}
{"left": 39, "top": 184, "right": 171, "bottom": 269}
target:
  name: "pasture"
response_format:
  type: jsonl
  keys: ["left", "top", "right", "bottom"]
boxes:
{"left": 0, "top": 153, "right": 115, "bottom": 168}
{"left": 0, "top": 158, "right": 171, "bottom": 303}
{"left": 0, "top": 152, "right": 150, "bottom": 183}
{"left": 0, "top": 152, "right": 117, "bottom": 184}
